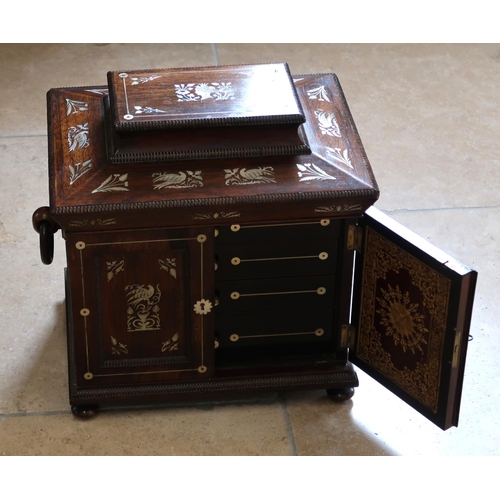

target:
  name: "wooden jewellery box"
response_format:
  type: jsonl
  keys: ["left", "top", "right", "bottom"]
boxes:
{"left": 32, "top": 63, "right": 477, "bottom": 429}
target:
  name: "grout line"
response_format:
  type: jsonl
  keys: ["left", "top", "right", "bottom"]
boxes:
{"left": 0, "top": 410, "right": 71, "bottom": 419}
{"left": 0, "top": 134, "right": 46, "bottom": 139}
{"left": 383, "top": 205, "right": 500, "bottom": 215}
{"left": 211, "top": 43, "right": 220, "bottom": 66}
{"left": 278, "top": 393, "right": 297, "bottom": 456}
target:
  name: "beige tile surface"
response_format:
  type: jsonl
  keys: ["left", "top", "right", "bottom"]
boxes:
{"left": 0, "top": 43, "right": 215, "bottom": 136}
{"left": 217, "top": 44, "right": 500, "bottom": 211}
{"left": 0, "top": 402, "right": 291, "bottom": 455}
{"left": 0, "top": 43, "right": 498, "bottom": 455}
{"left": 285, "top": 208, "right": 499, "bottom": 456}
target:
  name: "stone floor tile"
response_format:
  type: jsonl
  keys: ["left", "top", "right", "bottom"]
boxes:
{"left": 0, "top": 401, "right": 291, "bottom": 456}
{"left": 388, "top": 208, "right": 499, "bottom": 364}
{"left": 284, "top": 390, "right": 397, "bottom": 455}
{"left": 285, "top": 208, "right": 499, "bottom": 456}
{"left": 217, "top": 44, "right": 500, "bottom": 211}
{"left": 0, "top": 136, "right": 67, "bottom": 413}
{"left": 0, "top": 44, "right": 498, "bottom": 456}
{"left": 0, "top": 43, "right": 216, "bottom": 136}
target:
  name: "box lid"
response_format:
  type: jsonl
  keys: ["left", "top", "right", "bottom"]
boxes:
{"left": 106, "top": 63, "right": 310, "bottom": 162}
{"left": 46, "top": 66, "right": 379, "bottom": 229}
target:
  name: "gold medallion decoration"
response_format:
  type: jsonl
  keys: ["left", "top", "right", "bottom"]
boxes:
{"left": 357, "top": 227, "right": 451, "bottom": 412}
{"left": 376, "top": 284, "right": 428, "bottom": 355}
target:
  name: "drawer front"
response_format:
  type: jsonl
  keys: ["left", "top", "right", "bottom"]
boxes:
{"left": 215, "top": 219, "right": 341, "bottom": 245}
{"left": 215, "top": 275, "right": 335, "bottom": 313}
{"left": 215, "top": 308, "right": 333, "bottom": 349}
{"left": 215, "top": 239, "right": 337, "bottom": 280}
{"left": 215, "top": 219, "right": 341, "bottom": 280}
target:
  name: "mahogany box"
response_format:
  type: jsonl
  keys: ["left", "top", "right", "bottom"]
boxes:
{"left": 32, "top": 63, "right": 477, "bottom": 429}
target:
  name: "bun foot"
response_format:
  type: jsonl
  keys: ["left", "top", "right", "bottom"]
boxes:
{"left": 71, "top": 404, "right": 99, "bottom": 419}
{"left": 326, "top": 387, "right": 355, "bottom": 402}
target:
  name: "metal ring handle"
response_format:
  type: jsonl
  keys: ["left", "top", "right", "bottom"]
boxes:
{"left": 39, "top": 221, "right": 54, "bottom": 265}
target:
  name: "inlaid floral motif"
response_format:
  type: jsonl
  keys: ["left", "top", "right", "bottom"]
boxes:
{"left": 133, "top": 105, "right": 168, "bottom": 115}
{"left": 161, "top": 333, "right": 179, "bottom": 353}
{"left": 158, "top": 258, "right": 176, "bottom": 278}
{"left": 92, "top": 174, "right": 129, "bottom": 193}
{"left": 130, "top": 75, "right": 161, "bottom": 85}
{"left": 325, "top": 146, "right": 353, "bottom": 168}
{"left": 111, "top": 335, "right": 128, "bottom": 355}
{"left": 175, "top": 82, "right": 235, "bottom": 102}
{"left": 224, "top": 166, "right": 276, "bottom": 185}
{"left": 193, "top": 212, "right": 241, "bottom": 220}
{"left": 68, "top": 123, "right": 90, "bottom": 152}
{"left": 126, "top": 284, "right": 161, "bottom": 332}
{"left": 66, "top": 99, "right": 88, "bottom": 115}
{"left": 152, "top": 171, "right": 203, "bottom": 189}
{"left": 107, "top": 260, "right": 125, "bottom": 282}
{"left": 85, "top": 89, "right": 108, "bottom": 95}
{"left": 307, "top": 85, "right": 330, "bottom": 102}
{"left": 296, "top": 163, "right": 336, "bottom": 182}
{"left": 68, "top": 218, "right": 117, "bottom": 227}
{"left": 315, "top": 205, "right": 362, "bottom": 213}
{"left": 376, "top": 284, "right": 429, "bottom": 355}
{"left": 315, "top": 110, "right": 341, "bottom": 137}
{"left": 68, "top": 159, "right": 92, "bottom": 185}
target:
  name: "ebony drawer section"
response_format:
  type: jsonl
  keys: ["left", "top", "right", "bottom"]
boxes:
{"left": 215, "top": 308, "right": 333, "bottom": 348}
{"left": 215, "top": 219, "right": 341, "bottom": 280}
{"left": 215, "top": 219, "right": 341, "bottom": 245}
{"left": 215, "top": 275, "right": 334, "bottom": 313}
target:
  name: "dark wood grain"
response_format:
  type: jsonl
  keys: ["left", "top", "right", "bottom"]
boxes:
{"left": 34, "top": 64, "right": 475, "bottom": 428}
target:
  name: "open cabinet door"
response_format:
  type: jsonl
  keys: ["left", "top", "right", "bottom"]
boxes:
{"left": 350, "top": 207, "right": 477, "bottom": 430}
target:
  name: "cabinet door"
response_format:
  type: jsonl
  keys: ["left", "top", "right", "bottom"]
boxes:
{"left": 350, "top": 207, "right": 477, "bottom": 430}
{"left": 66, "top": 227, "right": 214, "bottom": 388}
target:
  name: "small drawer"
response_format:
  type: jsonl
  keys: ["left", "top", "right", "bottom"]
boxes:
{"left": 215, "top": 275, "right": 335, "bottom": 313}
{"left": 215, "top": 218, "right": 341, "bottom": 245}
{"left": 215, "top": 307, "right": 333, "bottom": 349}
{"left": 214, "top": 218, "right": 341, "bottom": 280}
{"left": 215, "top": 239, "right": 338, "bottom": 280}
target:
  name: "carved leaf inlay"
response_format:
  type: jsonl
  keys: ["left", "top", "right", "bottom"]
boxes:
{"left": 66, "top": 99, "right": 89, "bottom": 115}
{"left": 325, "top": 146, "right": 353, "bottom": 168}
{"left": 92, "top": 174, "right": 129, "bottom": 193}
{"left": 158, "top": 258, "right": 176, "bottom": 278}
{"left": 297, "top": 163, "right": 336, "bottom": 182}
{"left": 68, "top": 159, "right": 92, "bottom": 185}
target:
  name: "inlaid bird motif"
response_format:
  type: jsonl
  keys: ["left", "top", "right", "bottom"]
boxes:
{"left": 224, "top": 167, "right": 276, "bottom": 185}
{"left": 152, "top": 171, "right": 203, "bottom": 189}
{"left": 125, "top": 284, "right": 161, "bottom": 307}
{"left": 125, "top": 284, "right": 162, "bottom": 332}
{"left": 68, "top": 123, "right": 90, "bottom": 151}
{"left": 314, "top": 110, "right": 341, "bottom": 137}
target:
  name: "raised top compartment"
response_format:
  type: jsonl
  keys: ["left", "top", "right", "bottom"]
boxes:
{"left": 106, "top": 62, "right": 310, "bottom": 162}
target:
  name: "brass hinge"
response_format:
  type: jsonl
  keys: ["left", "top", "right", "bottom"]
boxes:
{"left": 452, "top": 330, "right": 462, "bottom": 368}
{"left": 347, "top": 225, "right": 363, "bottom": 252}
{"left": 340, "top": 324, "right": 356, "bottom": 349}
